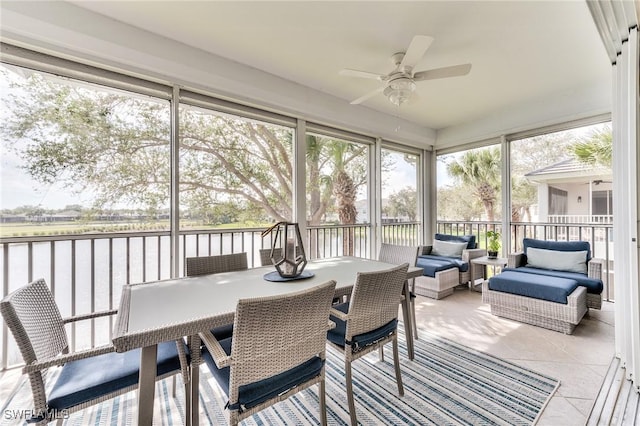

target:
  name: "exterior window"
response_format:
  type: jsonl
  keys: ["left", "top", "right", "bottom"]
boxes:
{"left": 305, "top": 133, "right": 369, "bottom": 258}
{"left": 548, "top": 187, "right": 568, "bottom": 215}
{"left": 592, "top": 190, "right": 613, "bottom": 216}
{"left": 381, "top": 148, "right": 419, "bottom": 245}
{"left": 178, "top": 103, "right": 294, "bottom": 262}
{"left": 437, "top": 145, "right": 502, "bottom": 222}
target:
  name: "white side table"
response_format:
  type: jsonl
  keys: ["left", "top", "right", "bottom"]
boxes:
{"left": 469, "top": 256, "right": 508, "bottom": 292}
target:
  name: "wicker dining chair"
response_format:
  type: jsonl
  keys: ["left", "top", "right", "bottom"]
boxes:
{"left": 258, "top": 247, "right": 282, "bottom": 266}
{"left": 185, "top": 252, "right": 248, "bottom": 276}
{"left": 327, "top": 263, "right": 409, "bottom": 426}
{"left": 199, "top": 280, "right": 337, "bottom": 426}
{"left": 379, "top": 243, "right": 420, "bottom": 342}
{"left": 0, "top": 279, "right": 190, "bottom": 425}
{"left": 186, "top": 252, "right": 249, "bottom": 341}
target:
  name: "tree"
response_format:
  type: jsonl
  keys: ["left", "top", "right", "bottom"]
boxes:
{"left": 436, "top": 186, "right": 483, "bottom": 221}
{"left": 571, "top": 126, "right": 612, "bottom": 168}
{"left": 384, "top": 188, "right": 417, "bottom": 221}
{"left": 1, "top": 70, "right": 369, "bottom": 233}
{"left": 446, "top": 147, "right": 501, "bottom": 221}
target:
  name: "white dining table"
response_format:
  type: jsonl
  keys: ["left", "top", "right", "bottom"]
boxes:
{"left": 112, "top": 256, "right": 423, "bottom": 425}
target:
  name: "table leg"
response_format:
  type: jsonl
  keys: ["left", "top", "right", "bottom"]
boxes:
{"left": 138, "top": 344, "right": 157, "bottom": 426}
{"left": 402, "top": 281, "right": 415, "bottom": 360}
{"left": 191, "top": 362, "right": 200, "bottom": 425}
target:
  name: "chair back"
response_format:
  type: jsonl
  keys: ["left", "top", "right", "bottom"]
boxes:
{"left": 186, "top": 253, "right": 248, "bottom": 276}
{"left": 346, "top": 263, "right": 409, "bottom": 340}
{"left": 259, "top": 247, "right": 282, "bottom": 267}
{"left": 0, "top": 278, "right": 68, "bottom": 368}
{"left": 379, "top": 243, "right": 418, "bottom": 266}
{"left": 229, "top": 280, "right": 336, "bottom": 391}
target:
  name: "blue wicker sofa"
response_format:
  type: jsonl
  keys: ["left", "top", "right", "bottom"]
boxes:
{"left": 414, "top": 234, "right": 486, "bottom": 299}
{"left": 482, "top": 238, "right": 604, "bottom": 334}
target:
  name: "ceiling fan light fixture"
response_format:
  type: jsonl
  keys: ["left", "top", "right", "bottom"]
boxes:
{"left": 385, "top": 77, "right": 416, "bottom": 106}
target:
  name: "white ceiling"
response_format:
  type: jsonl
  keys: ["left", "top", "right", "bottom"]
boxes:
{"left": 64, "top": 1, "right": 611, "bottom": 132}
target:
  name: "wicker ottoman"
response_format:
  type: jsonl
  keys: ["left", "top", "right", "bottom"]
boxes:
{"left": 482, "top": 271, "right": 588, "bottom": 334}
{"left": 414, "top": 267, "right": 460, "bottom": 299}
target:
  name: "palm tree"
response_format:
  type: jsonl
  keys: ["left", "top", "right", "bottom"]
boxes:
{"left": 446, "top": 147, "right": 501, "bottom": 221}
{"left": 571, "top": 126, "right": 612, "bottom": 168}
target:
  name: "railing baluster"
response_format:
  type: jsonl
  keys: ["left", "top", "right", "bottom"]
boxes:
{"left": 91, "top": 239, "right": 95, "bottom": 348}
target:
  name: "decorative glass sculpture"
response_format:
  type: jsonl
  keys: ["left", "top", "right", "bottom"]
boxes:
{"left": 261, "top": 222, "right": 307, "bottom": 278}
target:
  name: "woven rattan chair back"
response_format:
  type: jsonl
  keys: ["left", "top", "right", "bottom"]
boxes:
{"left": 378, "top": 243, "right": 418, "bottom": 267}
{"left": 186, "top": 253, "right": 248, "bottom": 276}
{"left": 346, "top": 263, "right": 408, "bottom": 341}
{"left": 258, "top": 247, "right": 282, "bottom": 266}
{"left": 1, "top": 278, "right": 68, "bottom": 369}
{"left": 229, "top": 280, "right": 337, "bottom": 393}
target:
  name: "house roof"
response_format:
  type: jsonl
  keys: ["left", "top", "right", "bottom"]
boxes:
{"left": 525, "top": 158, "right": 611, "bottom": 184}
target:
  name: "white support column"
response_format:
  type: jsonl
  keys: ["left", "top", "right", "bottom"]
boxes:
{"left": 418, "top": 149, "right": 430, "bottom": 246}
{"left": 626, "top": 27, "right": 639, "bottom": 385}
{"left": 373, "top": 138, "right": 382, "bottom": 258}
{"left": 423, "top": 150, "right": 436, "bottom": 244}
{"left": 295, "top": 119, "right": 307, "bottom": 250}
{"left": 501, "top": 135, "right": 510, "bottom": 255}
{"left": 170, "top": 86, "right": 180, "bottom": 278}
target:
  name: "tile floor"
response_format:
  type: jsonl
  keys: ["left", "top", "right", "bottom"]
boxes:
{"left": 413, "top": 287, "right": 615, "bottom": 425}
{"left": 0, "top": 286, "right": 615, "bottom": 425}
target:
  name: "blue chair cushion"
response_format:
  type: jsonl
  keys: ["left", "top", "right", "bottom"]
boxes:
{"left": 503, "top": 267, "right": 603, "bottom": 294}
{"left": 203, "top": 338, "right": 323, "bottom": 411}
{"left": 435, "top": 233, "right": 477, "bottom": 250}
{"left": 416, "top": 255, "right": 468, "bottom": 277}
{"left": 523, "top": 238, "right": 592, "bottom": 261}
{"left": 327, "top": 302, "right": 398, "bottom": 351}
{"left": 488, "top": 270, "right": 579, "bottom": 304}
{"left": 211, "top": 323, "right": 234, "bottom": 340}
{"left": 48, "top": 340, "right": 186, "bottom": 410}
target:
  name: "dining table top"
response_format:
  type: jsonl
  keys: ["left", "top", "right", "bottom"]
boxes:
{"left": 113, "top": 256, "right": 423, "bottom": 352}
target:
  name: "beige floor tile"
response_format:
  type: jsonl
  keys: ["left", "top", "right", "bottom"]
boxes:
{"left": 413, "top": 288, "right": 615, "bottom": 423}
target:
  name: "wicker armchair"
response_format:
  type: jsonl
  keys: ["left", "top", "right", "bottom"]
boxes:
{"left": 199, "top": 280, "right": 337, "bottom": 426}
{"left": 327, "top": 263, "right": 409, "bottom": 426}
{"left": 186, "top": 252, "right": 249, "bottom": 341}
{"left": 378, "top": 243, "right": 419, "bottom": 342}
{"left": 0, "top": 279, "right": 190, "bottom": 425}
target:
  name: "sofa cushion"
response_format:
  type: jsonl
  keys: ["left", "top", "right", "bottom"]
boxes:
{"left": 435, "top": 233, "right": 476, "bottom": 250}
{"left": 526, "top": 247, "right": 588, "bottom": 274}
{"left": 523, "top": 238, "right": 591, "bottom": 261}
{"left": 203, "top": 337, "right": 323, "bottom": 411}
{"left": 431, "top": 239, "right": 468, "bottom": 257}
{"left": 503, "top": 267, "right": 603, "bottom": 294}
{"left": 416, "top": 255, "right": 468, "bottom": 277}
{"left": 489, "top": 271, "right": 579, "bottom": 304}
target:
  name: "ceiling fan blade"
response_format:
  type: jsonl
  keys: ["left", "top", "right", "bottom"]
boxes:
{"left": 400, "top": 35, "right": 434, "bottom": 69}
{"left": 413, "top": 63, "right": 472, "bottom": 81}
{"left": 350, "top": 86, "right": 385, "bottom": 105}
{"left": 339, "top": 68, "right": 385, "bottom": 80}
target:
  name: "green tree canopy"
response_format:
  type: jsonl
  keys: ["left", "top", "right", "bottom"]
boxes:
{"left": 446, "top": 147, "right": 501, "bottom": 221}
{"left": 1, "top": 70, "right": 369, "bottom": 227}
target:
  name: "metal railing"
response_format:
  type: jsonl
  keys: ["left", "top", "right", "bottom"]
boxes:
{"left": 548, "top": 215, "right": 613, "bottom": 224}
{"left": 382, "top": 222, "right": 420, "bottom": 246}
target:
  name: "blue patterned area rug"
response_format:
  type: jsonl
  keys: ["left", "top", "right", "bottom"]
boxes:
{"left": 1, "top": 326, "right": 558, "bottom": 425}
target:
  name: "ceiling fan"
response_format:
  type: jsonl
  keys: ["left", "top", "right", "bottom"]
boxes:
{"left": 339, "top": 35, "right": 472, "bottom": 106}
